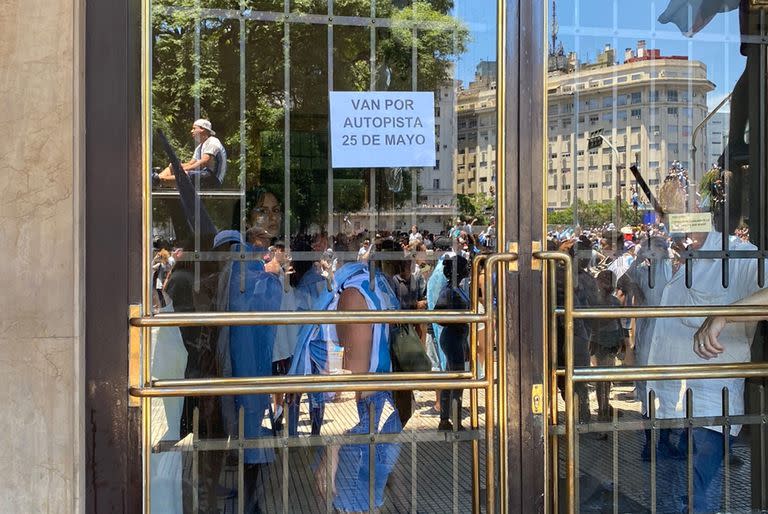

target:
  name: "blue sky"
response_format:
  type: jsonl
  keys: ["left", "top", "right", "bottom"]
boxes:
{"left": 454, "top": 1, "right": 744, "bottom": 110}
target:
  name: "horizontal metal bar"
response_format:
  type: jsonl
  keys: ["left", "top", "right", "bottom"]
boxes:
{"left": 553, "top": 362, "right": 768, "bottom": 382}
{"left": 553, "top": 305, "right": 768, "bottom": 319}
{"left": 159, "top": 6, "right": 481, "bottom": 31}
{"left": 151, "top": 189, "right": 244, "bottom": 199}
{"left": 154, "top": 429, "right": 484, "bottom": 453}
{"left": 130, "top": 378, "right": 488, "bottom": 397}
{"left": 131, "top": 310, "right": 487, "bottom": 327}
{"left": 166, "top": 250, "right": 451, "bottom": 263}
{"left": 549, "top": 414, "right": 765, "bottom": 435}
{"left": 154, "top": 371, "right": 472, "bottom": 388}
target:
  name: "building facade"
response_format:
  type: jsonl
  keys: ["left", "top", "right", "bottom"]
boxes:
{"left": 706, "top": 111, "right": 730, "bottom": 169}
{"left": 455, "top": 62, "right": 498, "bottom": 196}
{"left": 546, "top": 41, "right": 715, "bottom": 209}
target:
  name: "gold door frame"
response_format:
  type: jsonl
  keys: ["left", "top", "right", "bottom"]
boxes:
{"left": 537, "top": 251, "right": 768, "bottom": 514}
{"left": 132, "top": 1, "right": 513, "bottom": 513}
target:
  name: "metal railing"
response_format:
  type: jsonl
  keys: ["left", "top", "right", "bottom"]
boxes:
{"left": 537, "top": 250, "right": 768, "bottom": 514}
{"left": 130, "top": 251, "right": 517, "bottom": 513}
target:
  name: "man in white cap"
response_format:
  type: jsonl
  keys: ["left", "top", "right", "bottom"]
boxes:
{"left": 156, "top": 118, "right": 227, "bottom": 188}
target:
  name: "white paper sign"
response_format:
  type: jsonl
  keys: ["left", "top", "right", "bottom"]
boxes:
{"left": 329, "top": 91, "right": 436, "bottom": 168}
{"left": 668, "top": 213, "right": 713, "bottom": 234}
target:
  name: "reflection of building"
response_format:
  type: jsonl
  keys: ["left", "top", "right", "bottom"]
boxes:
{"left": 547, "top": 41, "right": 715, "bottom": 209}
{"left": 418, "top": 79, "right": 457, "bottom": 209}
{"left": 706, "top": 111, "right": 729, "bottom": 168}
{"left": 454, "top": 62, "right": 497, "bottom": 195}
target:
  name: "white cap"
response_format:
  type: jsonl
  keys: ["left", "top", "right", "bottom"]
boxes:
{"left": 193, "top": 118, "right": 215, "bottom": 135}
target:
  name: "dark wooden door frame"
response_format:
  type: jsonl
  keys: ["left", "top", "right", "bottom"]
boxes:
{"left": 82, "top": 0, "right": 546, "bottom": 512}
{"left": 503, "top": 0, "right": 547, "bottom": 512}
{"left": 85, "top": 0, "right": 143, "bottom": 511}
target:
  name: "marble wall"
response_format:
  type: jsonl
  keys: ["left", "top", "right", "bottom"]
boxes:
{"left": 0, "top": 0, "right": 84, "bottom": 512}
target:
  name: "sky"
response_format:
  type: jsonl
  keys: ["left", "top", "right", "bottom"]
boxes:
{"left": 453, "top": 0, "right": 745, "bottom": 110}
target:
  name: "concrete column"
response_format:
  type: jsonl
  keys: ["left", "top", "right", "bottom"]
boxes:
{"left": 0, "top": 0, "right": 84, "bottom": 512}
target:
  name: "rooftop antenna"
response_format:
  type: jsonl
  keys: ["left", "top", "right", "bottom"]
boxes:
{"left": 550, "top": 0, "right": 559, "bottom": 56}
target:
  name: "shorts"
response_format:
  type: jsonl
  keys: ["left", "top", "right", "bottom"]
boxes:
{"left": 591, "top": 342, "right": 621, "bottom": 360}
{"left": 188, "top": 168, "right": 221, "bottom": 188}
{"left": 272, "top": 357, "right": 290, "bottom": 376}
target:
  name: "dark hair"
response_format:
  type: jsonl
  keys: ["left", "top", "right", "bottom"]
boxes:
{"left": 442, "top": 255, "right": 470, "bottom": 283}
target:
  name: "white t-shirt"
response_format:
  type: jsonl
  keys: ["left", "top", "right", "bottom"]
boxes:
{"left": 193, "top": 136, "right": 227, "bottom": 182}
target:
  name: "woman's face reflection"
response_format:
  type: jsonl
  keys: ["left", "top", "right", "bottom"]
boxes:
{"left": 250, "top": 192, "right": 282, "bottom": 238}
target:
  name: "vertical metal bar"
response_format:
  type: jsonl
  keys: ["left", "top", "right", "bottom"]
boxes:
{"left": 612, "top": 406, "right": 618, "bottom": 514}
{"left": 542, "top": 259, "right": 551, "bottom": 514}
{"left": 411, "top": 418, "right": 417, "bottom": 514}
{"left": 573, "top": 392, "right": 580, "bottom": 514}
{"left": 761, "top": 384, "right": 767, "bottom": 510}
{"left": 562, "top": 254, "right": 576, "bottom": 514}
{"left": 483, "top": 261, "right": 496, "bottom": 514}
{"left": 283, "top": 1, "right": 291, "bottom": 240}
{"left": 282, "top": 402, "right": 289, "bottom": 514}
{"left": 326, "top": 442, "right": 333, "bottom": 514}
{"left": 760, "top": 9, "right": 766, "bottom": 288}
{"left": 193, "top": 0, "right": 202, "bottom": 292}
{"left": 469, "top": 256, "right": 483, "bottom": 514}
{"left": 686, "top": 389, "right": 694, "bottom": 514}
{"left": 368, "top": 1, "right": 376, "bottom": 235}
{"left": 193, "top": 406, "right": 200, "bottom": 513}
{"left": 193, "top": 0, "right": 201, "bottom": 119}
{"left": 410, "top": 18, "right": 418, "bottom": 230}
{"left": 650, "top": 390, "right": 657, "bottom": 514}
{"left": 648, "top": 257, "right": 656, "bottom": 290}
{"left": 685, "top": 257, "right": 693, "bottom": 290}
{"left": 141, "top": 0, "right": 152, "bottom": 509}
{"left": 239, "top": 0, "right": 247, "bottom": 283}
{"left": 368, "top": 401, "right": 375, "bottom": 514}
{"left": 369, "top": 258, "right": 376, "bottom": 292}
{"left": 238, "top": 406, "right": 245, "bottom": 514}
{"left": 452, "top": 398, "right": 459, "bottom": 514}
{"left": 722, "top": 387, "right": 730, "bottom": 512}
{"left": 497, "top": 264, "right": 509, "bottom": 514}
{"left": 327, "top": 0, "right": 334, "bottom": 239}
{"left": 548, "top": 261, "right": 560, "bottom": 514}
{"left": 239, "top": 0, "right": 247, "bottom": 294}
{"left": 722, "top": 171, "right": 730, "bottom": 289}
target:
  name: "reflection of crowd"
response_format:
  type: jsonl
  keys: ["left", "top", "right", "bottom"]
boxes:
{"left": 547, "top": 169, "right": 768, "bottom": 512}
{"left": 150, "top": 146, "right": 495, "bottom": 512}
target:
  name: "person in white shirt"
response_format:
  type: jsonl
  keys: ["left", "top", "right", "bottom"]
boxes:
{"left": 357, "top": 239, "right": 373, "bottom": 263}
{"left": 408, "top": 225, "right": 422, "bottom": 245}
{"left": 644, "top": 173, "right": 764, "bottom": 512}
{"left": 156, "top": 119, "right": 227, "bottom": 188}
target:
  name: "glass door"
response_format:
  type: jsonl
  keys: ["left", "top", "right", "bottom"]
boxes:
{"left": 542, "top": 1, "right": 768, "bottom": 512}
{"left": 130, "top": 0, "right": 516, "bottom": 512}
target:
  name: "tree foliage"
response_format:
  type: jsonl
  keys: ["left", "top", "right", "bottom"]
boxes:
{"left": 457, "top": 193, "right": 495, "bottom": 224}
{"left": 547, "top": 200, "right": 638, "bottom": 228}
{"left": 151, "top": 0, "right": 468, "bottom": 234}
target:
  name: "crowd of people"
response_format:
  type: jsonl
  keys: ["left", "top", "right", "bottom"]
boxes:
{"left": 547, "top": 167, "right": 767, "bottom": 512}
{"left": 149, "top": 118, "right": 495, "bottom": 514}
{"left": 152, "top": 116, "right": 768, "bottom": 512}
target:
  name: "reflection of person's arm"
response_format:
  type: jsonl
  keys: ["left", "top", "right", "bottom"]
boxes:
{"left": 181, "top": 153, "right": 212, "bottom": 171}
{"left": 317, "top": 288, "right": 372, "bottom": 498}
{"left": 721, "top": 288, "right": 768, "bottom": 323}
{"left": 694, "top": 288, "right": 768, "bottom": 359}
{"left": 336, "top": 288, "right": 373, "bottom": 377}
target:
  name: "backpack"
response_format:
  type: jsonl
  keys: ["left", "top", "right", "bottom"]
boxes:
{"left": 389, "top": 323, "right": 431, "bottom": 372}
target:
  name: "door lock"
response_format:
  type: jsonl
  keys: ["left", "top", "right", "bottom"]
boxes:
{"left": 531, "top": 383, "right": 543, "bottom": 414}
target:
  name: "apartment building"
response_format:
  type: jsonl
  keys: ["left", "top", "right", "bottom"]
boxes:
{"left": 706, "top": 111, "right": 730, "bottom": 169}
{"left": 546, "top": 41, "right": 715, "bottom": 209}
{"left": 454, "top": 61, "right": 498, "bottom": 196}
